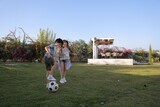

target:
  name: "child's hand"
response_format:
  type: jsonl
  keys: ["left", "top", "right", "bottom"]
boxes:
{"left": 54, "top": 53, "right": 59, "bottom": 57}
{"left": 47, "top": 53, "right": 51, "bottom": 58}
{"left": 59, "top": 53, "right": 64, "bottom": 58}
{"left": 73, "top": 53, "right": 77, "bottom": 56}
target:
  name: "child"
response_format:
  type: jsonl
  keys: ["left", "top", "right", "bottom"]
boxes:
{"left": 44, "top": 38, "right": 63, "bottom": 83}
{"left": 59, "top": 40, "right": 72, "bottom": 84}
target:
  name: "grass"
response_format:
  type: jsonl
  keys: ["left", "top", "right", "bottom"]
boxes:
{"left": 0, "top": 62, "right": 160, "bottom": 107}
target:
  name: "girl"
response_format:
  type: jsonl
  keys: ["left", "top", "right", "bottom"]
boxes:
{"left": 59, "top": 40, "right": 72, "bottom": 84}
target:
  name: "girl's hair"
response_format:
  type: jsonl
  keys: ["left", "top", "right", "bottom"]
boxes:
{"left": 63, "top": 40, "right": 75, "bottom": 55}
{"left": 63, "top": 40, "right": 69, "bottom": 47}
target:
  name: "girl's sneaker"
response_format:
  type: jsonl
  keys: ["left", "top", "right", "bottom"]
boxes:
{"left": 60, "top": 78, "right": 65, "bottom": 84}
{"left": 63, "top": 78, "right": 67, "bottom": 83}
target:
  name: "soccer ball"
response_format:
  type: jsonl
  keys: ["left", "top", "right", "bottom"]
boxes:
{"left": 47, "top": 81, "right": 59, "bottom": 92}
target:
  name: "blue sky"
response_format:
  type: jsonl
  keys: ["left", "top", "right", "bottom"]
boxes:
{"left": 0, "top": 0, "right": 160, "bottom": 50}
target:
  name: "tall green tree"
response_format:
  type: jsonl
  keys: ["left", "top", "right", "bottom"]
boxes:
{"left": 149, "top": 44, "right": 153, "bottom": 64}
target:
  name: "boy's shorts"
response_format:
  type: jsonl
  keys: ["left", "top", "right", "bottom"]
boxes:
{"left": 44, "top": 56, "right": 54, "bottom": 71}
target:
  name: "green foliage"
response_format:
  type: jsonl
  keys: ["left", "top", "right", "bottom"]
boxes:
{"left": 132, "top": 48, "right": 160, "bottom": 63}
{"left": 69, "top": 39, "right": 93, "bottom": 62}
{"left": 0, "top": 41, "right": 8, "bottom": 62}
{"left": 152, "top": 50, "right": 160, "bottom": 62}
{"left": 132, "top": 49, "right": 148, "bottom": 63}
{"left": 86, "top": 39, "right": 93, "bottom": 58}
{"left": 133, "top": 55, "right": 143, "bottom": 62}
{"left": 0, "top": 32, "right": 22, "bottom": 62}
{"left": 70, "top": 39, "right": 88, "bottom": 61}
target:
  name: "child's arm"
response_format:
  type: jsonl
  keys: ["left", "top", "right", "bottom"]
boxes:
{"left": 69, "top": 50, "right": 77, "bottom": 56}
{"left": 53, "top": 47, "right": 64, "bottom": 58}
{"left": 45, "top": 45, "right": 51, "bottom": 58}
{"left": 59, "top": 47, "right": 64, "bottom": 58}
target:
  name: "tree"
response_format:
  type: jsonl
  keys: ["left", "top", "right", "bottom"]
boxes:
{"left": 152, "top": 50, "right": 160, "bottom": 62}
{"left": 149, "top": 44, "right": 153, "bottom": 64}
{"left": 86, "top": 39, "right": 93, "bottom": 58}
{"left": 70, "top": 39, "right": 87, "bottom": 61}
{"left": 36, "top": 28, "right": 56, "bottom": 62}
{"left": 37, "top": 28, "right": 55, "bottom": 45}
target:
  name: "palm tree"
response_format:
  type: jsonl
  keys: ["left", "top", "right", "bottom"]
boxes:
{"left": 36, "top": 28, "right": 56, "bottom": 62}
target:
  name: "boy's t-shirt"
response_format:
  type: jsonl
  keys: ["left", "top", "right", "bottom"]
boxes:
{"left": 44, "top": 44, "right": 55, "bottom": 57}
{"left": 53, "top": 46, "right": 60, "bottom": 62}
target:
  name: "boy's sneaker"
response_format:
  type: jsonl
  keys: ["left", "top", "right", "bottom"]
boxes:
{"left": 47, "top": 75, "right": 56, "bottom": 81}
{"left": 60, "top": 79, "right": 65, "bottom": 84}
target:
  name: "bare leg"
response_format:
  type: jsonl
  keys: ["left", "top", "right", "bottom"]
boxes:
{"left": 50, "top": 61, "right": 58, "bottom": 75}
{"left": 46, "top": 71, "right": 49, "bottom": 78}
{"left": 63, "top": 62, "right": 67, "bottom": 79}
{"left": 60, "top": 61, "right": 65, "bottom": 79}
{"left": 46, "top": 71, "right": 50, "bottom": 88}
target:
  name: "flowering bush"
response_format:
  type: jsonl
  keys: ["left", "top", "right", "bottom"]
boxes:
{"left": 0, "top": 28, "right": 52, "bottom": 62}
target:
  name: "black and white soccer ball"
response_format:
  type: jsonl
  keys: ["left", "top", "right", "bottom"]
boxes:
{"left": 47, "top": 81, "right": 59, "bottom": 92}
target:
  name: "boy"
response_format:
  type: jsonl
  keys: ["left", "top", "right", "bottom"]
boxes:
{"left": 44, "top": 38, "right": 63, "bottom": 82}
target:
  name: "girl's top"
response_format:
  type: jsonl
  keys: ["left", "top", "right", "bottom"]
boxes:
{"left": 60, "top": 47, "right": 70, "bottom": 60}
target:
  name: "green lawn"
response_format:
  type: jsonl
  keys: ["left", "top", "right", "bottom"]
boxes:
{"left": 0, "top": 62, "right": 160, "bottom": 107}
